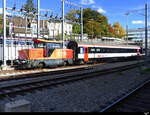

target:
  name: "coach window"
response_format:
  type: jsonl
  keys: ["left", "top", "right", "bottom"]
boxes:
{"left": 123, "top": 49, "right": 126, "bottom": 53}
{"left": 111, "top": 48, "right": 114, "bottom": 53}
{"left": 106, "top": 48, "right": 109, "bottom": 53}
{"left": 80, "top": 47, "right": 84, "bottom": 54}
{"left": 107, "top": 48, "right": 110, "bottom": 53}
{"left": 109, "top": 48, "right": 112, "bottom": 53}
{"left": 129, "top": 49, "right": 132, "bottom": 53}
{"left": 96, "top": 48, "right": 101, "bottom": 53}
{"left": 120, "top": 48, "right": 123, "bottom": 53}
{"left": 101, "top": 48, "right": 104, "bottom": 53}
{"left": 91, "top": 48, "right": 95, "bottom": 53}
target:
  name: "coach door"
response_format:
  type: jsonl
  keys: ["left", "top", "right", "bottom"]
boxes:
{"left": 84, "top": 47, "right": 89, "bottom": 62}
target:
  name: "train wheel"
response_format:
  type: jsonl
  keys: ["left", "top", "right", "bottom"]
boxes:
{"left": 39, "top": 62, "right": 45, "bottom": 68}
{"left": 64, "top": 61, "right": 68, "bottom": 66}
{"left": 80, "top": 60, "right": 84, "bottom": 65}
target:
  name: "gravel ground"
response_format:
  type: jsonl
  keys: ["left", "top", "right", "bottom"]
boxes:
{"left": 0, "top": 63, "right": 150, "bottom": 112}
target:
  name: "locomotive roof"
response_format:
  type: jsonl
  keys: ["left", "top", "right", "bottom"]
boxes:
{"left": 33, "top": 39, "right": 63, "bottom": 43}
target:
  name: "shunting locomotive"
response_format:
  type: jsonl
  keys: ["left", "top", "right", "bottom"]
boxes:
{"left": 17, "top": 39, "right": 77, "bottom": 68}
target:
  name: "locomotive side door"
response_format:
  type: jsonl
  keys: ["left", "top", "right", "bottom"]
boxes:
{"left": 84, "top": 47, "right": 89, "bottom": 62}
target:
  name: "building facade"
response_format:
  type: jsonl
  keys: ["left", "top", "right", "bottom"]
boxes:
{"left": 8, "top": 17, "right": 73, "bottom": 39}
{"left": 128, "top": 27, "right": 150, "bottom": 47}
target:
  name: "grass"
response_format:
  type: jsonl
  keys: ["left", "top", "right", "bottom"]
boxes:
{"left": 143, "top": 68, "right": 150, "bottom": 72}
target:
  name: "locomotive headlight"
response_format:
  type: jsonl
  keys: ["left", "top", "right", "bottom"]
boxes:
{"left": 21, "top": 60, "right": 28, "bottom": 64}
{"left": 22, "top": 61, "right": 26, "bottom": 63}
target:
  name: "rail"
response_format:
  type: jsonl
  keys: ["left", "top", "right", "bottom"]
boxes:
{"left": 0, "top": 61, "right": 146, "bottom": 97}
{"left": 99, "top": 79, "right": 150, "bottom": 112}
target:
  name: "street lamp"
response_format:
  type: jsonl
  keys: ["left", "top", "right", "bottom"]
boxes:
{"left": 125, "top": 12, "right": 129, "bottom": 46}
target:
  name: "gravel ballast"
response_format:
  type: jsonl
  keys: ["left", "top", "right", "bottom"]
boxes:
{"left": 0, "top": 64, "right": 150, "bottom": 112}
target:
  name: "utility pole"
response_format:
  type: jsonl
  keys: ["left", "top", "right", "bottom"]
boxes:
{"left": 61, "top": 0, "right": 65, "bottom": 48}
{"left": 37, "top": 0, "right": 40, "bottom": 39}
{"left": 62, "top": 0, "right": 83, "bottom": 43}
{"left": 80, "top": 7, "right": 83, "bottom": 41}
{"left": 145, "top": 3, "right": 148, "bottom": 56}
{"left": 2, "top": 0, "right": 7, "bottom": 70}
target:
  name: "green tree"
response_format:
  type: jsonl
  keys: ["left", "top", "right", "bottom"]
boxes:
{"left": 72, "top": 24, "right": 81, "bottom": 34}
{"left": 66, "top": 8, "right": 126, "bottom": 38}
{"left": 84, "top": 19, "right": 102, "bottom": 38}
{"left": 65, "top": 10, "right": 80, "bottom": 22}
{"left": 0, "top": 14, "right": 9, "bottom": 36}
{"left": 66, "top": 8, "right": 110, "bottom": 38}
{"left": 0, "top": 15, "right": 3, "bottom": 35}
{"left": 23, "top": 0, "right": 36, "bottom": 17}
{"left": 65, "top": 10, "right": 81, "bottom": 34}
{"left": 23, "top": 0, "right": 36, "bottom": 30}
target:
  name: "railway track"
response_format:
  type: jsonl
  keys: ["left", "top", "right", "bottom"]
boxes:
{"left": 99, "top": 79, "right": 150, "bottom": 112}
{"left": 0, "top": 63, "right": 106, "bottom": 81}
{"left": 0, "top": 60, "right": 147, "bottom": 97}
{"left": 0, "top": 60, "right": 141, "bottom": 81}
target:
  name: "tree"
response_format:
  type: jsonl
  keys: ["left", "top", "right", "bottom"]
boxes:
{"left": 113, "top": 22, "right": 126, "bottom": 38}
{"left": 65, "top": 10, "right": 80, "bottom": 22}
{"left": 82, "top": 8, "right": 108, "bottom": 37}
{"left": 0, "top": 14, "right": 9, "bottom": 36}
{"left": 65, "top": 8, "right": 126, "bottom": 38}
{"left": 84, "top": 19, "right": 102, "bottom": 38}
{"left": 0, "top": 15, "right": 3, "bottom": 35}
{"left": 23, "top": 0, "right": 37, "bottom": 30}
{"left": 66, "top": 8, "right": 110, "bottom": 38}
{"left": 107, "top": 24, "right": 116, "bottom": 37}
{"left": 72, "top": 24, "right": 80, "bottom": 34}
{"left": 23, "top": 0, "right": 36, "bottom": 17}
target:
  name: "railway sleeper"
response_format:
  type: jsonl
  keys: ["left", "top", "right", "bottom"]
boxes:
{"left": 123, "top": 101, "right": 150, "bottom": 109}
{"left": 118, "top": 103, "right": 150, "bottom": 112}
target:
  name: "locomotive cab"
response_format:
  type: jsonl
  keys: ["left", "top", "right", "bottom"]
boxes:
{"left": 34, "top": 39, "right": 63, "bottom": 57}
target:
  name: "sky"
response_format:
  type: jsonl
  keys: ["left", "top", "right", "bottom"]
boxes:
{"left": 0, "top": 0, "right": 150, "bottom": 29}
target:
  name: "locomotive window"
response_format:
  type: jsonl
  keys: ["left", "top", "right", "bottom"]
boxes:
{"left": 47, "top": 43, "right": 62, "bottom": 49}
{"left": 35, "top": 43, "right": 46, "bottom": 48}
{"left": 0, "top": 39, "right": 2, "bottom": 44}
{"left": 14, "top": 41, "right": 18, "bottom": 45}
{"left": 6, "top": 40, "right": 11, "bottom": 45}
{"left": 19, "top": 41, "right": 25, "bottom": 45}
{"left": 26, "top": 42, "right": 33, "bottom": 45}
